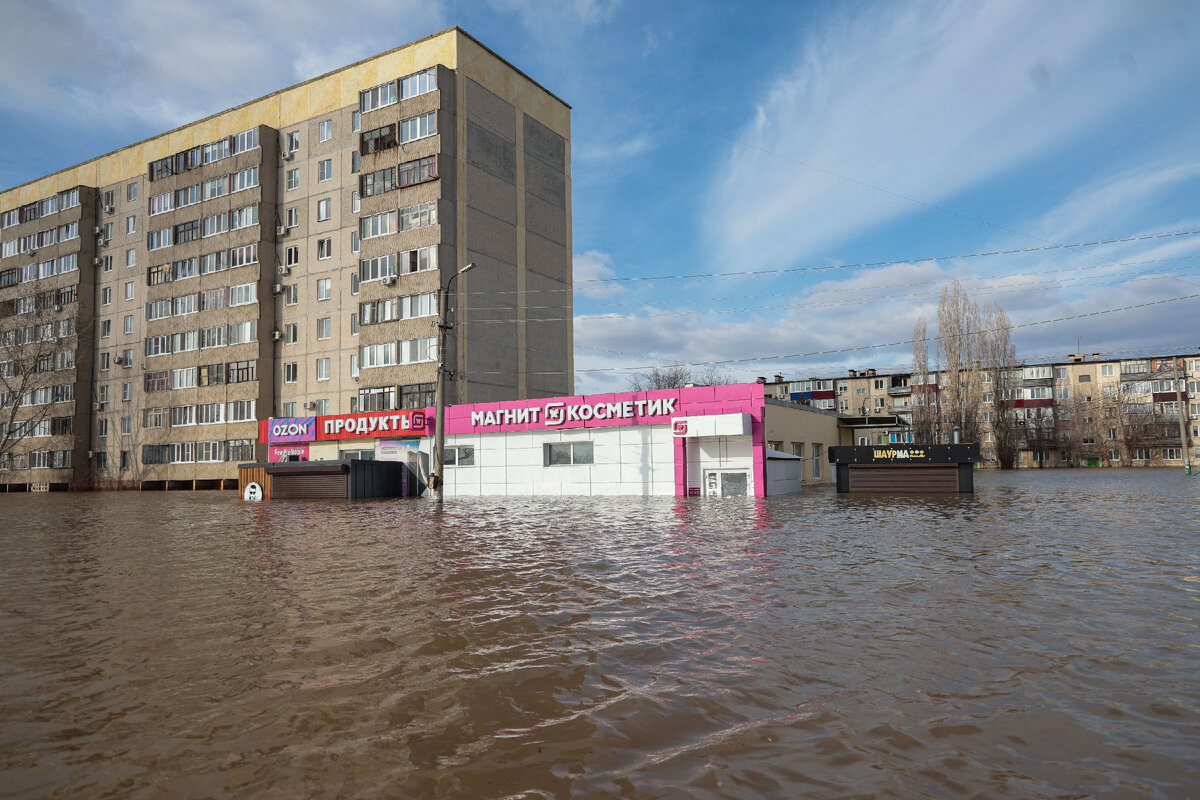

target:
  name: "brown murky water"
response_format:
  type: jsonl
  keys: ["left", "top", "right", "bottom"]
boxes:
{"left": 1, "top": 470, "right": 1198, "bottom": 799}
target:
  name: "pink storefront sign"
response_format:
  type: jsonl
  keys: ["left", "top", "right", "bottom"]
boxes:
{"left": 268, "top": 444, "right": 310, "bottom": 463}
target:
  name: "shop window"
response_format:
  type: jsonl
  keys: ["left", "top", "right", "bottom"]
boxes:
{"left": 545, "top": 441, "right": 593, "bottom": 466}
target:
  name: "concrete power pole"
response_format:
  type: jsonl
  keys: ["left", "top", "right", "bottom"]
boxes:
{"left": 1174, "top": 359, "right": 1192, "bottom": 476}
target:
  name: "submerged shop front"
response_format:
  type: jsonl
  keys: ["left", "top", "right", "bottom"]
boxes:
{"left": 253, "top": 384, "right": 841, "bottom": 498}
{"left": 427, "top": 383, "right": 822, "bottom": 498}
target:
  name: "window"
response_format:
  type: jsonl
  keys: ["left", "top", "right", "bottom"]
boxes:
{"left": 102, "top": 287, "right": 112, "bottom": 306}
{"left": 360, "top": 123, "right": 398, "bottom": 155}
{"left": 399, "top": 201, "right": 437, "bottom": 231}
{"left": 360, "top": 211, "right": 396, "bottom": 241}
{"left": 1164, "top": 448, "right": 1182, "bottom": 460}
{"left": 102, "top": 255, "right": 113, "bottom": 272}
{"left": 201, "top": 212, "right": 227, "bottom": 237}
{"left": 231, "top": 167, "right": 258, "bottom": 193}
{"left": 400, "top": 291, "right": 435, "bottom": 319}
{"left": 360, "top": 80, "right": 398, "bottom": 113}
{"left": 400, "top": 112, "right": 436, "bottom": 143}
{"left": 317, "top": 238, "right": 332, "bottom": 260}
{"left": 227, "top": 321, "right": 256, "bottom": 345}
{"left": 286, "top": 168, "right": 300, "bottom": 191}
{"left": 351, "top": 191, "right": 360, "bottom": 214}
{"left": 316, "top": 357, "right": 330, "bottom": 381}
{"left": 400, "top": 382, "right": 434, "bottom": 409}
{"left": 351, "top": 233, "right": 360, "bottom": 255}
{"left": 170, "top": 405, "right": 196, "bottom": 427}
{"left": 229, "top": 283, "right": 257, "bottom": 306}
{"left": 357, "top": 386, "right": 395, "bottom": 411}
{"left": 144, "top": 371, "right": 168, "bottom": 393}
{"left": 172, "top": 330, "right": 197, "bottom": 353}
{"left": 100, "top": 319, "right": 112, "bottom": 338}
{"left": 352, "top": 152, "right": 360, "bottom": 174}
{"left": 400, "top": 246, "right": 437, "bottom": 274}
{"left": 318, "top": 159, "right": 333, "bottom": 182}
{"left": 359, "top": 253, "right": 395, "bottom": 282}
{"left": 124, "top": 281, "right": 135, "bottom": 301}
{"left": 284, "top": 362, "right": 298, "bottom": 383}
{"left": 283, "top": 284, "right": 299, "bottom": 306}
{"left": 361, "top": 167, "right": 396, "bottom": 197}
{"left": 125, "top": 248, "right": 136, "bottom": 268}
{"left": 126, "top": 215, "right": 137, "bottom": 235}
{"left": 202, "top": 176, "right": 227, "bottom": 201}
{"left": 285, "top": 131, "right": 300, "bottom": 153}
{"left": 317, "top": 198, "right": 331, "bottom": 221}
{"left": 97, "top": 419, "right": 108, "bottom": 438}
{"left": 227, "top": 400, "right": 255, "bottom": 422}
{"left": 317, "top": 278, "right": 331, "bottom": 300}
{"left": 545, "top": 441, "right": 593, "bottom": 466}
{"left": 285, "top": 207, "right": 299, "bottom": 228}
{"left": 228, "top": 438, "right": 255, "bottom": 460}
{"left": 228, "top": 361, "right": 256, "bottom": 383}
{"left": 359, "top": 342, "right": 396, "bottom": 368}
{"left": 229, "top": 206, "right": 257, "bottom": 231}
{"left": 399, "top": 337, "right": 436, "bottom": 364}
{"left": 127, "top": 182, "right": 138, "bottom": 201}
{"left": 1078, "top": 374, "right": 1092, "bottom": 383}
{"left": 318, "top": 119, "right": 332, "bottom": 142}
{"left": 199, "top": 363, "right": 224, "bottom": 386}
{"left": 352, "top": 110, "right": 361, "bottom": 132}
{"left": 200, "top": 251, "right": 228, "bottom": 275}
{"left": 1101, "top": 364, "right": 1115, "bottom": 377}
{"left": 282, "top": 402, "right": 296, "bottom": 417}
{"left": 196, "top": 441, "right": 224, "bottom": 462}
{"left": 445, "top": 446, "right": 474, "bottom": 467}
{"left": 100, "top": 352, "right": 111, "bottom": 371}
{"left": 397, "top": 155, "right": 437, "bottom": 187}
{"left": 316, "top": 317, "right": 331, "bottom": 340}
{"left": 124, "top": 315, "right": 134, "bottom": 335}
{"left": 284, "top": 323, "right": 298, "bottom": 344}
{"left": 1132, "top": 448, "right": 1150, "bottom": 461}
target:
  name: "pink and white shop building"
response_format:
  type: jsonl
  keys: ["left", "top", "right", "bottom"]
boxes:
{"left": 260, "top": 383, "right": 844, "bottom": 497}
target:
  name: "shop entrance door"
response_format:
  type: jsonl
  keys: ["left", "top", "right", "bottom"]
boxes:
{"left": 704, "top": 470, "right": 748, "bottom": 497}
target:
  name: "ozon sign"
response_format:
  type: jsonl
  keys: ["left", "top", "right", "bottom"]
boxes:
{"left": 267, "top": 417, "right": 316, "bottom": 443}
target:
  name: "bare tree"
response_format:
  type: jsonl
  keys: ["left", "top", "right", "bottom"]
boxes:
{"left": 910, "top": 316, "right": 939, "bottom": 443}
{"left": 0, "top": 305, "right": 78, "bottom": 469}
{"left": 980, "top": 303, "right": 1020, "bottom": 469}
{"left": 628, "top": 364, "right": 735, "bottom": 391}
{"left": 936, "top": 281, "right": 984, "bottom": 444}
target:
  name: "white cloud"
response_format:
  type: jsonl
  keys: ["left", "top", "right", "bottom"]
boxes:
{"left": 489, "top": 0, "right": 622, "bottom": 30}
{"left": 0, "top": 0, "right": 445, "bottom": 130}
{"left": 573, "top": 250, "right": 627, "bottom": 298}
{"left": 703, "top": 0, "right": 1200, "bottom": 271}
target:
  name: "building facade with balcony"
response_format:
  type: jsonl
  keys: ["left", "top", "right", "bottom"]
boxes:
{"left": 0, "top": 28, "right": 573, "bottom": 491}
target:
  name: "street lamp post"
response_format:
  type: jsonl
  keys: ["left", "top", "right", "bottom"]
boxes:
{"left": 431, "top": 262, "right": 475, "bottom": 503}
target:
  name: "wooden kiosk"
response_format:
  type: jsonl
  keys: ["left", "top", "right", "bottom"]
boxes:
{"left": 827, "top": 444, "right": 981, "bottom": 493}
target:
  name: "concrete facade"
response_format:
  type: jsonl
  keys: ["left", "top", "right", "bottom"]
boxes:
{"left": 0, "top": 28, "right": 572, "bottom": 491}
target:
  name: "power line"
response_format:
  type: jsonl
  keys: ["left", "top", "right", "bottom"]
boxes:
{"left": 451, "top": 292, "right": 1200, "bottom": 377}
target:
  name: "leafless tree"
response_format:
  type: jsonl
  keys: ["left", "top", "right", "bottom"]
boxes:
{"left": 628, "top": 364, "right": 735, "bottom": 391}
{"left": 980, "top": 303, "right": 1020, "bottom": 469}
{"left": 0, "top": 305, "right": 78, "bottom": 469}
{"left": 936, "top": 281, "right": 984, "bottom": 444}
{"left": 910, "top": 316, "right": 939, "bottom": 443}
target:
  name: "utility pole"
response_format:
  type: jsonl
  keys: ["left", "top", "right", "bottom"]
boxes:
{"left": 431, "top": 262, "right": 476, "bottom": 503}
{"left": 1174, "top": 358, "right": 1192, "bottom": 476}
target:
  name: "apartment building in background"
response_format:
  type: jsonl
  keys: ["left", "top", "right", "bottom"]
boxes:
{"left": 0, "top": 28, "right": 572, "bottom": 491}
{"left": 766, "top": 351, "right": 1198, "bottom": 468}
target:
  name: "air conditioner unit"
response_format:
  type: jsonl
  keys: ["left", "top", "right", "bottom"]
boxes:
{"left": 271, "top": 330, "right": 283, "bottom": 341}
{"left": 96, "top": 237, "right": 107, "bottom": 247}
{"left": 86, "top": 450, "right": 94, "bottom": 459}
{"left": 282, "top": 151, "right": 294, "bottom": 162}
{"left": 103, "top": 204, "right": 114, "bottom": 213}
{"left": 304, "top": 402, "right": 317, "bottom": 410}
{"left": 380, "top": 275, "right": 396, "bottom": 286}
{"left": 276, "top": 265, "right": 290, "bottom": 275}
{"left": 93, "top": 402, "right": 105, "bottom": 411}
{"left": 53, "top": 304, "right": 62, "bottom": 312}
{"left": 92, "top": 226, "right": 102, "bottom": 235}
{"left": 276, "top": 226, "right": 289, "bottom": 237}
{"left": 27, "top": 248, "right": 37, "bottom": 256}
{"left": 113, "top": 356, "right": 124, "bottom": 366}
{"left": 92, "top": 257, "right": 103, "bottom": 266}
{"left": 272, "top": 283, "right": 283, "bottom": 294}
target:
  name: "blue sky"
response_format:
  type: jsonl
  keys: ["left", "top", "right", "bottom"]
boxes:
{"left": 3, "top": 0, "right": 1199, "bottom": 393}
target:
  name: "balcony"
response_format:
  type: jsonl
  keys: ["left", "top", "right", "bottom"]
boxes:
{"left": 887, "top": 385, "right": 911, "bottom": 396}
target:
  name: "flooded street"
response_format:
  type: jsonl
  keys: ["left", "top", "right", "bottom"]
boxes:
{"left": 2, "top": 470, "right": 1198, "bottom": 799}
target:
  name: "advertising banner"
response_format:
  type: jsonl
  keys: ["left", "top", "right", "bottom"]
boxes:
{"left": 265, "top": 417, "right": 316, "bottom": 443}
{"left": 268, "top": 444, "right": 310, "bottom": 463}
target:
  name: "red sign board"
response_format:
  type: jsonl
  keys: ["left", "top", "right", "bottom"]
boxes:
{"left": 315, "top": 409, "right": 427, "bottom": 440}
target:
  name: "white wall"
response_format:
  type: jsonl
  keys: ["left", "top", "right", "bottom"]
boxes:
{"left": 685, "top": 436, "right": 756, "bottom": 496}
{"left": 437, "top": 425, "right": 677, "bottom": 496}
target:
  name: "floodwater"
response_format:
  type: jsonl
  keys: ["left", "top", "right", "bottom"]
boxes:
{"left": 1, "top": 470, "right": 1198, "bottom": 799}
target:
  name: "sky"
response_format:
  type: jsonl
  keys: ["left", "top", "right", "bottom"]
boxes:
{"left": 2, "top": 0, "right": 1199, "bottom": 394}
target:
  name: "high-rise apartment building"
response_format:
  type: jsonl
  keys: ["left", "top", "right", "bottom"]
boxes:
{"left": 0, "top": 28, "right": 573, "bottom": 490}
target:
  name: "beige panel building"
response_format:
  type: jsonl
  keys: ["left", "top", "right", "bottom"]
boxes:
{"left": 0, "top": 28, "right": 573, "bottom": 490}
